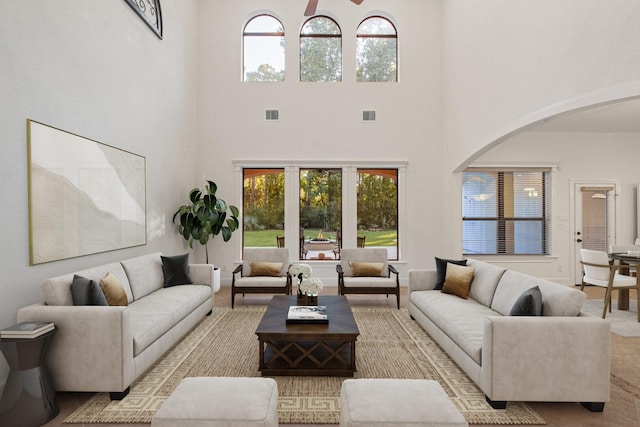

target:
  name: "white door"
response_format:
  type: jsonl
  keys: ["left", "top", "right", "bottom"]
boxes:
{"left": 573, "top": 183, "right": 616, "bottom": 284}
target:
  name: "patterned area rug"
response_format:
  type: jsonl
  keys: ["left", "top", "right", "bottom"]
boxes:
{"left": 64, "top": 306, "right": 545, "bottom": 424}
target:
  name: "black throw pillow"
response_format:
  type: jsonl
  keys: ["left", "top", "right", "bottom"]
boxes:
{"left": 510, "top": 286, "right": 543, "bottom": 316}
{"left": 435, "top": 257, "right": 467, "bottom": 290}
{"left": 71, "top": 274, "right": 108, "bottom": 306}
{"left": 161, "top": 254, "right": 193, "bottom": 287}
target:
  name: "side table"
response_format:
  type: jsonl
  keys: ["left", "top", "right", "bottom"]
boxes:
{"left": 0, "top": 327, "right": 59, "bottom": 427}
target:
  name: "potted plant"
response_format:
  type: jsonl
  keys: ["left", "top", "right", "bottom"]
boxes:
{"left": 172, "top": 180, "right": 239, "bottom": 264}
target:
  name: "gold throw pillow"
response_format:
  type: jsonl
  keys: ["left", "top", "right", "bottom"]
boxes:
{"left": 350, "top": 261, "right": 384, "bottom": 277}
{"left": 249, "top": 261, "right": 283, "bottom": 277}
{"left": 99, "top": 272, "right": 129, "bottom": 306}
{"left": 441, "top": 263, "right": 475, "bottom": 299}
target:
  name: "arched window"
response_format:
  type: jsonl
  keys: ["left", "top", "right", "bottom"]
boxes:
{"left": 356, "top": 16, "right": 397, "bottom": 82}
{"left": 300, "top": 16, "right": 342, "bottom": 82}
{"left": 243, "top": 15, "right": 285, "bottom": 82}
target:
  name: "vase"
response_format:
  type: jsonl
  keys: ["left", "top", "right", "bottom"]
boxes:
{"left": 305, "top": 294, "right": 318, "bottom": 306}
{"left": 297, "top": 288, "right": 307, "bottom": 305}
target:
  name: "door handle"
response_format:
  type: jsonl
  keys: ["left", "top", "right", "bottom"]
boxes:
{"left": 576, "top": 239, "right": 583, "bottom": 243}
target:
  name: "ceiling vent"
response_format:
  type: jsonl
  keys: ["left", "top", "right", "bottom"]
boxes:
{"left": 362, "top": 110, "right": 376, "bottom": 122}
{"left": 265, "top": 109, "right": 279, "bottom": 121}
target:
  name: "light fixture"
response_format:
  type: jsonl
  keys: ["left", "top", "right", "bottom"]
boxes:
{"left": 523, "top": 187, "right": 539, "bottom": 197}
{"left": 471, "top": 193, "right": 493, "bottom": 202}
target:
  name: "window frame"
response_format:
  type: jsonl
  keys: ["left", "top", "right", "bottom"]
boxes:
{"left": 234, "top": 161, "right": 406, "bottom": 261}
{"left": 356, "top": 16, "right": 398, "bottom": 82}
{"left": 299, "top": 15, "right": 343, "bottom": 82}
{"left": 462, "top": 167, "right": 551, "bottom": 256}
{"left": 242, "top": 14, "right": 285, "bottom": 82}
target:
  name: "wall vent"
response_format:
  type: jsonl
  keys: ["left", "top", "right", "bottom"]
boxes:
{"left": 362, "top": 110, "right": 376, "bottom": 122}
{"left": 265, "top": 109, "right": 279, "bottom": 121}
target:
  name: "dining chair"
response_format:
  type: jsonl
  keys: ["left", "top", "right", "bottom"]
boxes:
{"left": 276, "top": 236, "right": 285, "bottom": 248}
{"left": 333, "top": 228, "right": 342, "bottom": 259}
{"left": 357, "top": 236, "right": 366, "bottom": 248}
{"left": 580, "top": 248, "right": 640, "bottom": 321}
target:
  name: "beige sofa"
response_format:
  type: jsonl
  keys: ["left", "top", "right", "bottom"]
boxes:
{"left": 17, "top": 252, "right": 215, "bottom": 399}
{"left": 409, "top": 258, "right": 611, "bottom": 412}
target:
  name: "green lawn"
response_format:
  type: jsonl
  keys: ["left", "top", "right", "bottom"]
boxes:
{"left": 244, "top": 229, "right": 397, "bottom": 247}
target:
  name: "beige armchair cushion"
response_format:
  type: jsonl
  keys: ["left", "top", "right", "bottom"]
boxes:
{"left": 340, "top": 248, "right": 389, "bottom": 277}
{"left": 242, "top": 248, "right": 289, "bottom": 277}
{"left": 249, "top": 261, "right": 283, "bottom": 277}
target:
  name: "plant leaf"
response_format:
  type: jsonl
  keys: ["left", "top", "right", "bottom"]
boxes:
{"left": 189, "top": 188, "right": 201, "bottom": 204}
{"left": 207, "top": 180, "right": 217, "bottom": 194}
{"left": 230, "top": 205, "right": 239, "bottom": 217}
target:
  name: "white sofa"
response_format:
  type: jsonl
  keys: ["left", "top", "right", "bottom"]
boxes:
{"left": 408, "top": 258, "right": 611, "bottom": 412}
{"left": 16, "top": 252, "right": 216, "bottom": 399}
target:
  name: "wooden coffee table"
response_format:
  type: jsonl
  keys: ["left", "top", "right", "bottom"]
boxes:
{"left": 255, "top": 295, "right": 360, "bottom": 376}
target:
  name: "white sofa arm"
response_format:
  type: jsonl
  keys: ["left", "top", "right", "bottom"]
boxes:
{"left": 408, "top": 269, "right": 438, "bottom": 292}
{"left": 17, "top": 303, "right": 134, "bottom": 393}
{"left": 189, "top": 264, "right": 217, "bottom": 293}
{"left": 481, "top": 316, "right": 610, "bottom": 404}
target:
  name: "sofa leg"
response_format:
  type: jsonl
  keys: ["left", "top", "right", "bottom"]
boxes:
{"left": 206, "top": 309, "right": 212, "bottom": 316}
{"left": 110, "top": 387, "right": 130, "bottom": 400}
{"left": 410, "top": 315, "right": 415, "bottom": 320}
{"left": 580, "top": 402, "right": 605, "bottom": 412}
{"left": 485, "top": 396, "right": 507, "bottom": 409}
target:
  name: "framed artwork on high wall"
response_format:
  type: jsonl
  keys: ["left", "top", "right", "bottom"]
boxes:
{"left": 27, "top": 120, "right": 147, "bottom": 265}
{"left": 124, "top": 0, "right": 163, "bottom": 39}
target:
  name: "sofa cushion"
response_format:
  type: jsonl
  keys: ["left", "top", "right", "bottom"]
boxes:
{"left": 492, "top": 270, "right": 586, "bottom": 316}
{"left": 434, "top": 257, "right": 467, "bottom": 290}
{"left": 41, "top": 262, "right": 132, "bottom": 306}
{"left": 509, "top": 286, "right": 543, "bottom": 316}
{"left": 128, "top": 285, "right": 212, "bottom": 356}
{"left": 410, "top": 290, "right": 496, "bottom": 364}
{"left": 161, "top": 254, "right": 193, "bottom": 287}
{"left": 100, "top": 272, "right": 129, "bottom": 306}
{"left": 121, "top": 252, "right": 165, "bottom": 300}
{"left": 466, "top": 259, "right": 507, "bottom": 308}
{"left": 242, "top": 248, "right": 290, "bottom": 277}
{"left": 71, "top": 275, "right": 108, "bottom": 306}
{"left": 441, "top": 264, "right": 474, "bottom": 299}
{"left": 349, "top": 261, "right": 384, "bottom": 277}
{"left": 343, "top": 277, "right": 396, "bottom": 288}
{"left": 249, "top": 261, "right": 284, "bottom": 277}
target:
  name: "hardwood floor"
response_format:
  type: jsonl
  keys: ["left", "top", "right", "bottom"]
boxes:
{"left": 43, "top": 286, "right": 639, "bottom": 427}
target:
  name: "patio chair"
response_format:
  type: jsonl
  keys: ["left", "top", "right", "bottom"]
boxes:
{"left": 337, "top": 248, "right": 400, "bottom": 309}
{"left": 232, "top": 248, "right": 291, "bottom": 308}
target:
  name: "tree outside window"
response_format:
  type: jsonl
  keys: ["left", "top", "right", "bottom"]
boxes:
{"left": 357, "top": 169, "right": 398, "bottom": 260}
{"left": 300, "top": 16, "right": 342, "bottom": 82}
{"left": 356, "top": 16, "right": 397, "bottom": 82}
{"left": 243, "top": 169, "right": 285, "bottom": 247}
{"left": 243, "top": 15, "right": 285, "bottom": 82}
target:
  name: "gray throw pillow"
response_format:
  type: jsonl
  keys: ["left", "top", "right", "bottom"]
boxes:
{"left": 71, "top": 274, "right": 108, "bottom": 306}
{"left": 161, "top": 254, "right": 193, "bottom": 287}
{"left": 510, "top": 285, "right": 543, "bottom": 316}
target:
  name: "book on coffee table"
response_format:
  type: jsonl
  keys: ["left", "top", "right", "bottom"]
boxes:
{"left": 1, "top": 321, "right": 55, "bottom": 339}
{"left": 286, "top": 306, "right": 328, "bottom": 324}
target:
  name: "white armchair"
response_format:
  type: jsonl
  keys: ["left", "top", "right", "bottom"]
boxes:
{"left": 231, "top": 248, "right": 291, "bottom": 308}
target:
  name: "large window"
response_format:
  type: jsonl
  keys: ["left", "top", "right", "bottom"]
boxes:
{"left": 356, "top": 17, "right": 397, "bottom": 82}
{"left": 357, "top": 169, "right": 398, "bottom": 259}
{"left": 462, "top": 168, "right": 551, "bottom": 255}
{"left": 243, "top": 15, "right": 285, "bottom": 82}
{"left": 300, "top": 16, "right": 342, "bottom": 82}
{"left": 300, "top": 169, "right": 342, "bottom": 260}
{"left": 243, "top": 169, "right": 285, "bottom": 247}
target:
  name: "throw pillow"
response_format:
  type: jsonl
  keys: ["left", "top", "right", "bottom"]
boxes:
{"left": 349, "top": 261, "right": 384, "bottom": 277}
{"left": 71, "top": 274, "right": 108, "bottom": 306}
{"left": 99, "top": 272, "right": 129, "bottom": 306}
{"left": 435, "top": 257, "right": 467, "bottom": 290}
{"left": 161, "top": 253, "right": 193, "bottom": 287}
{"left": 249, "top": 261, "right": 283, "bottom": 277}
{"left": 441, "top": 263, "right": 475, "bottom": 299}
{"left": 509, "top": 285, "right": 543, "bottom": 316}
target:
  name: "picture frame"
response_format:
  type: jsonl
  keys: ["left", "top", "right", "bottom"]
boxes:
{"left": 27, "top": 120, "right": 147, "bottom": 265}
{"left": 124, "top": 0, "right": 163, "bottom": 39}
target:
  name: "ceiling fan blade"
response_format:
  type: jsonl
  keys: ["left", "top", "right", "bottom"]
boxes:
{"left": 351, "top": 0, "right": 364, "bottom": 5}
{"left": 304, "top": 0, "right": 318, "bottom": 16}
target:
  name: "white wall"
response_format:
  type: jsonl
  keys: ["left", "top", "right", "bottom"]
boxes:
{"left": 195, "top": 0, "right": 447, "bottom": 283}
{"left": 472, "top": 130, "right": 640, "bottom": 284}
{"left": 0, "top": 0, "right": 198, "bottom": 388}
{"left": 443, "top": 0, "right": 640, "bottom": 171}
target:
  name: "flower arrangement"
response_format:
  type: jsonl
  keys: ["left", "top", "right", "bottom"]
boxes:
{"left": 289, "top": 263, "right": 312, "bottom": 283}
{"left": 299, "top": 277, "right": 324, "bottom": 297}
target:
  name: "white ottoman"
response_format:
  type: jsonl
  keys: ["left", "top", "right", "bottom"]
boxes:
{"left": 340, "top": 379, "right": 468, "bottom": 427}
{"left": 152, "top": 377, "right": 279, "bottom": 427}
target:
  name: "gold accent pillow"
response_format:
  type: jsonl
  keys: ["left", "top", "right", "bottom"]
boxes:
{"left": 441, "top": 263, "right": 475, "bottom": 299}
{"left": 249, "top": 261, "right": 283, "bottom": 277}
{"left": 99, "top": 272, "right": 129, "bottom": 306}
{"left": 350, "top": 261, "right": 384, "bottom": 277}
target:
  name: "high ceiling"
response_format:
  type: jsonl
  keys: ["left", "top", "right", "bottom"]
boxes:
{"left": 530, "top": 98, "right": 640, "bottom": 134}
